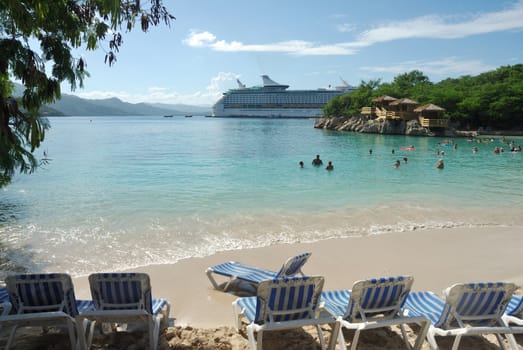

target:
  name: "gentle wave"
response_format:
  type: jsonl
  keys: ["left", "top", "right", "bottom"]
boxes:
{"left": 2, "top": 202, "right": 520, "bottom": 278}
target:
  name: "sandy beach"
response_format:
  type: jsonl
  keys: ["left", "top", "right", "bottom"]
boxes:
{"left": 66, "top": 226, "right": 523, "bottom": 349}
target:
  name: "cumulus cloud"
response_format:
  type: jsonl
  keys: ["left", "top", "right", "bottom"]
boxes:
{"left": 73, "top": 72, "right": 240, "bottom": 106}
{"left": 183, "top": 1, "right": 523, "bottom": 55}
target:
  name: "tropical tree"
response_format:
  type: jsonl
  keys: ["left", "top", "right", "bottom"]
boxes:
{"left": 0, "top": 0, "right": 175, "bottom": 187}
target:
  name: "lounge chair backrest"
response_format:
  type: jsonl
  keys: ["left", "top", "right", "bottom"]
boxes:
{"left": 254, "top": 276, "right": 324, "bottom": 324}
{"left": 437, "top": 282, "right": 518, "bottom": 328}
{"left": 275, "top": 252, "right": 311, "bottom": 279}
{"left": 88, "top": 272, "right": 153, "bottom": 314}
{"left": 5, "top": 273, "right": 79, "bottom": 316}
{"left": 345, "top": 275, "right": 413, "bottom": 322}
{"left": 507, "top": 295, "right": 523, "bottom": 317}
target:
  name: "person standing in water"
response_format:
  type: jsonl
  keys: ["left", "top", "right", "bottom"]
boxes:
{"left": 326, "top": 161, "right": 334, "bottom": 171}
{"left": 312, "top": 154, "right": 323, "bottom": 166}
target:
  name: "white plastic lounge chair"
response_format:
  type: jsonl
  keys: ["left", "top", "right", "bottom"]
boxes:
{"left": 206, "top": 252, "right": 311, "bottom": 292}
{"left": 503, "top": 294, "right": 523, "bottom": 326}
{"left": 232, "top": 276, "right": 334, "bottom": 350}
{"left": 0, "top": 273, "right": 91, "bottom": 349}
{"left": 76, "top": 272, "right": 170, "bottom": 350}
{"left": 403, "top": 282, "right": 521, "bottom": 350}
{"left": 322, "top": 275, "right": 430, "bottom": 350}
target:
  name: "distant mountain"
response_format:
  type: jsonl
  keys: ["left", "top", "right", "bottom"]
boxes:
{"left": 47, "top": 95, "right": 212, "bottom": 116}
{"left": 12, "top": 83, "right": 212, "bottom": 116}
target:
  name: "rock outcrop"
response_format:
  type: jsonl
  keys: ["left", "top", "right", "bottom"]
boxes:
{"left": 315, "top": 115, "right": 434, "bottom": 136}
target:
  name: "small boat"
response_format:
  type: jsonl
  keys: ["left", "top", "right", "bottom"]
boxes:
{"left": 163, "top": 115, "right": 173, "bottom": 118}
{"left": 185, "top": 115, "right": 193, "bottom": 118}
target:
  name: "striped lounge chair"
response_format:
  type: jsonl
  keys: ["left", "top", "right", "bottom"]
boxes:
{"left": 77, "top": 272, "right": 170, "bottom": 350}
{"left": 0, "top": 273, "right": 92, "bottom": 349}
{"left": 322, "top": 275, "right": 430, "bottom": 350}
{"left": 503, "top": 293, "right": 523, "bottom": 349}
{"left": 206, "top": 252, "right": 311, "bottom": 292}
{"left": 403, "top": 282, "right": 522, "bottom": 350}
{"left": 232, "top": 276, "right": 334, "bottom": 350}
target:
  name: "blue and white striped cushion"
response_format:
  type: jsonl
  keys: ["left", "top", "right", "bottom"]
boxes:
{"left": 506, "top": 295, "right": 523, "bottom": 317}
{"left": 323, "top": 276, "right": 410, "bottom": 321}
{"left": 6, "top": 273, "right": 79, "bottom": 316}
{"left": 404, "top": 291, "right": 445, "bottom": 325}
{"left": 89, "top": 273, "right": 154, "bottom": 314}
{"left": 405, "top": 282, "right": 515, "bottom": 328}
{"left": 209, "top": 261, "right": 278, "bottom": 284}
{"left": 321, "top": 289, "right": 351, "bottom": 317}
{"left": 275, "top": 252, "right": 311, "bottom": 278}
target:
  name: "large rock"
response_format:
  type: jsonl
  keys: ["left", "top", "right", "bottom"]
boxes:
{"left": 316, "top": 116, "right": 434, "bottom": 136}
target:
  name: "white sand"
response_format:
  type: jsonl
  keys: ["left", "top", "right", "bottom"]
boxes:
{"left": 73, "top": 225, "right": 523, "bottom": 328}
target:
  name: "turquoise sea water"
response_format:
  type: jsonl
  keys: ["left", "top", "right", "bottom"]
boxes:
{"left": 1, "top": 116, "right": 522, "bottom": 277}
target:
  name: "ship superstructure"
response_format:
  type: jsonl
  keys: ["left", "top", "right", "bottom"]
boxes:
{"left": 212, "top": 75, "right": 355, "bottom": 118}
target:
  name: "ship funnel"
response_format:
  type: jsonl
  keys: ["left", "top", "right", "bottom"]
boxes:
{"left": 261, "top": 75, "right": 282, "bottom": 86}
{"left": 236, "top": 79, "right": 246, "bottom": 88}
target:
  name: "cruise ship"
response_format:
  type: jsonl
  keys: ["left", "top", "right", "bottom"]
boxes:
{"left": 212, "top": 75, "right": 355, "bottom": 118}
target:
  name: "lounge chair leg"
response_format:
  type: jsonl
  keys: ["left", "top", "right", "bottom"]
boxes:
{"left": 6, "top": 325, "right": 18, "bottom": 349}
{"left": 413, "top": 320, "right": 430, "bottom": 350}
{"left": 206, "top": 269, "right": 221, "bottom": 290}
{"left": 503, "top": 333, "right": 519, "bottom": 350}
{"left": 426, "top": 330, "right": 439, "bottom": 350}
{"left": 337, "top": 323, "right": 348, "bottom": 350}
{"left": 350, "top": 329, "right": 361, "bottom": 350}
{"left": 327, "top": 321, "right": 341, "bottom": 350}
{"left": 315, "top": 324, "right": 326, "bottom": 350}
{"left": 246, "top": 324, "right": 257, "bottom": 350}
{"left": 451, "top": 335, "right": 462, "bottom": 350}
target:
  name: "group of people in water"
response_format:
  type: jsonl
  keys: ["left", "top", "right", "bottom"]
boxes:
{"left": 300, "top": 136, "right": 520, "bottom": 172}
{"left": 299, "top": 155, "right": 333, "bottom": 171}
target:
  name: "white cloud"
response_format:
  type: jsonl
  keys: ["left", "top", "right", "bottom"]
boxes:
{"left": 336, "top": 23, "right": 356, "bottom": 33}
{"left": 183, "top": 1, "right": 523, "bottom": 55}
{"left": 73, "top": 72, "right": 241, "bottom": 106}
{"left": 361, "top": 57, "right": 496, "bottom": 78}
{"left": 182, "top": 30, "right": 216, "bottom": 47}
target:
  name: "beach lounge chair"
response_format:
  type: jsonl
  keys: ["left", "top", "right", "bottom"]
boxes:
{"left": 232, "top": 275, "right": 334, "bottom": 350}
{"left": 403, "top": 282, "right": 521, "bottom": 350}
{"left": 206, "top": 252, "right": 311, "bottom": 292}
{"left": 0, "top": 273, "right": 91, "bottom": 349}
{"left": 322, "top": 275, "right": 430, "bottom": 350}
{"left": 76, "top": 272, "right": 170, "bottom": 350}
{"left": 503, "top": 294, "right": 523, "bottom": 325}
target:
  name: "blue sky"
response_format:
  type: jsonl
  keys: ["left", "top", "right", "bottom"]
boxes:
{"left": 68, "top": 0, "right": 523, "bottom": 106}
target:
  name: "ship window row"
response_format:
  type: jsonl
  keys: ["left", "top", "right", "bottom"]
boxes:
{"left": 224, "top": 103, "right": 326, "bottom": 109}
{"left": 224, "top": 95, "right": 334, "bottom": 104}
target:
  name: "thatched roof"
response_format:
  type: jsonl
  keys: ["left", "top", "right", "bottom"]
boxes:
{"left": 414, "top": 103, "right": 446, "bottom": 112}
{"left": 389, "top": 98, "right": 418, "bottom": 105}
{"left": 372, "top": 95, "right": 397, "bottom": 102}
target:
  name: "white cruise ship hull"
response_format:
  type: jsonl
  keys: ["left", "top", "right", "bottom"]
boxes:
{"left": 212, "top": 107, "right": 323, "bottom": 118}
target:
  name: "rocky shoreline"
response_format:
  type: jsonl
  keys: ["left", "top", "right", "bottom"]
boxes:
{"left": 314, "top": 115, "right": 523, "bottom": 137}
{"left": 314, "top": 115, "right": 453, "bottom": 137}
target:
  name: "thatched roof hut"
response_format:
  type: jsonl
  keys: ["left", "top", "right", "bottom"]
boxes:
{"left": 372, "top": 95, "right": 397, "bottom": 103}
{"left": 413, "top": 103, "right": 446, "bottom": 112}
{"left": 389, "top": 98, "right": 419, "bottom": 106}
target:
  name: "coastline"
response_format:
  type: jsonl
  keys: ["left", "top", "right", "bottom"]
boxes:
{"left": 73, "top": 225, "right": 523, "bottom": 328}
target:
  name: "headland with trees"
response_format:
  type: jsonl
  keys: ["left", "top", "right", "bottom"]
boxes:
{"left": 318, "top": 64, "right": 523, "bottom": 136}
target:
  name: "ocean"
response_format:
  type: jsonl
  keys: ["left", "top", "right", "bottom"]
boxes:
{"left": 1, "top": 116, "right": 522, "bottom": 278}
